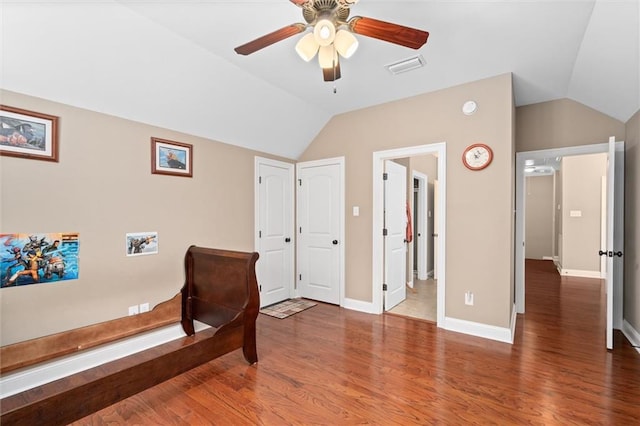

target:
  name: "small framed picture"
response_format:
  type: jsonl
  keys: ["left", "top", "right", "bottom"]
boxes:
{"left": 151, "top": 137, "right": 192, "bottom": 177}
{"left": 0, "top": 105, "right": 59, "bottom": 162}
{"left": 126, "top": 232, "right": 158, "bottom": 256}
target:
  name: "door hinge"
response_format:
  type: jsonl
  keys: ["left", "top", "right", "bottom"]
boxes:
{"left": 383, "top": 172, "right": 388, "bottom": 180}
{"left": 259, "top": 285, "right": 262, "bottom": 292}
{"left": 259, "top": 230, "right": 262, "bottom": 238}
{"left": 299, "top": 274, "right": 302, "bottom": 281}
{"left": 259, "top": 176, "right": 262, "bottom": 184}
{"left": 383, "top": 228, "right": 388, "bottom": 236}
{"left": 298, "top": 179, "right": 302, "bottom": 186}
{"left": 299, "top": 226, "right": 302, "bottom": 234}
{"left": 383, "top": 283, "right": 388, "bottom": 291}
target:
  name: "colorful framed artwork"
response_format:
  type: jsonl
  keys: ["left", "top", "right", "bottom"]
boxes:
{"left": 0, "top": 105, "right": 59, "bottom": 162}
{"left": 1, "top": 233, "right": 79, "bottom": 288}
{"left": 151, "top": 137, "right": 192, "bottom": 177}
{"left": 126, "top": 232, "right": 158, "bottom": 257}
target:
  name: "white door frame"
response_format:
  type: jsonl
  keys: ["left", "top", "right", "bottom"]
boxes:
{"left": 413, "top": 171, "right": 429, "bottom": 281}
{"left": 254, "top": 156, "right": 295, "bottom": 303}
{"left": 373, "top": 143, "right": 446, "bottom": 327}
{"left": 296, "top": 156, "right": 346, "bottom": 305}
{"left": 515, "top": 142, "right": 624, "bottom": 333}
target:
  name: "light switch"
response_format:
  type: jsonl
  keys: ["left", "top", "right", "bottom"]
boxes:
{"left": 353, "top": 206, "right": 360, "bottom": 216}
{"left": 570, "top": 210, "right": 582, "bottom": 217}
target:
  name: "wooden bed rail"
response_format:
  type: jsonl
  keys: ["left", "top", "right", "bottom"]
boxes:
{"left": 0, "top": 294, "right": 181, "bottom": 374}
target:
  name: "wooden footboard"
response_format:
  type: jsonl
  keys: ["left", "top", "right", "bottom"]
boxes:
{"left": 0, "top": 246, "right": 260, "bottom": 425}
{"left": 181, "top": 245, "right": 260, "bottom": 364}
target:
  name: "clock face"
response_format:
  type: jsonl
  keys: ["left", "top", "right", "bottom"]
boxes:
{"left": 463, "top": 143, "right": 493, "bottom": 170}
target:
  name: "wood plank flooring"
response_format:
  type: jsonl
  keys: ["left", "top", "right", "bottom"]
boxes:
{"left": 73, "top": 260, "right": 639, "bottom": 425}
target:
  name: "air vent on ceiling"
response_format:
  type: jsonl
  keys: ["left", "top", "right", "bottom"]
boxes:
{"left": 386, "top": 55, "right": 426, "bottom": 75}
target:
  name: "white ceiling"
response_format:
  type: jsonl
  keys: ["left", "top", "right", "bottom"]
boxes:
{"left": 1, "top": 0, "right": 638, "bottom": 159}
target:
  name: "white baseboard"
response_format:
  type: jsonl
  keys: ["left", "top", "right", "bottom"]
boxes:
{"left": 342, "top": 297, "right": 377, "bottom": 314}
{"left": 443, "top": 315, "right": 514, "bottom": 344}
{"left": 407, "top": 280, "right": 414, "bottom": 289}
{"left": 542, "top": 256, "right": 554, "bottom": 261}
{"left": 0, "top": 321, "right": 210, "bottom": 399}
{"left": 622, "top": 319, "right": 640, "bottom": 354}
{"left": 559, "top": 268, "right": 601, "bottom": 278}
{"left": 343, "top": 298, "right": 515, "bottom": 344}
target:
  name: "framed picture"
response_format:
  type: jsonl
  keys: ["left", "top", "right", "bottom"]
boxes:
{"left": 151, "top": 137, "right": 193, "bottom": 177}
{"left": 0, "top": 105, "right": 59, "bottom": 162}
{"left": 126, "top": 232, "right": 158, "bottom": 256}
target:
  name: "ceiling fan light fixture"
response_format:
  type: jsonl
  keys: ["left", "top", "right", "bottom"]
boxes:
{"left": 295, "top": 32, "right": 319, "bottom": 61}
{"left": 314, "top": 18, "right": 336, "bottom": 46}
{"left": 318, "top": 44, "right": 338, "bottom": 68}
{"left": 334, "top": 29, "right": 358, "bottom": 58}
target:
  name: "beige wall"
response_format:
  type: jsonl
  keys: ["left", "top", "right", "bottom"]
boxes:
{"left": 300, "top": 73, "right": 515, "bottom": 329}
{"left": 525, "top": 175, "right": 554, "bottom": 260}
{"left": 516, "top": 98, "right": 626, "bottom": 151}
{"left": 0, "top": 90, "right": 291, "bottom": 345}
{"left": 625, "top": 110, "right": 640, "bottom": 332}
{"left": 561, "top": 153, "right": 607, "bottom": 273}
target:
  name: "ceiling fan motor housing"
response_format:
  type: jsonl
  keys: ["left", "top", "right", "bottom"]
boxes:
{"left": 303, "top": 0, "right": 350, "bottom": 25}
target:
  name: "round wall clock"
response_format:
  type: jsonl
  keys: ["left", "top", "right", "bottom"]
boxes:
{"left": 462, "top": 143, "right": 493, "bottom": 170}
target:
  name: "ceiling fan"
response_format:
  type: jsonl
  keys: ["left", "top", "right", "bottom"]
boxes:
{"left": 234, "top": 0, "right": 429, "bottom": 82}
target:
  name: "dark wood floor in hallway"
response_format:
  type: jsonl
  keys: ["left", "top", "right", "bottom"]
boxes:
{"left": 75, "top": 259, "right": 639, "bottom": 425}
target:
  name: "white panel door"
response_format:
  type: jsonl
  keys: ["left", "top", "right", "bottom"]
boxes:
{"left": 604, "top": 138, "right": 625, "bottom": 349}
{"left": 257, "top": 159, "right": 294, "bottom": 307}
{"left": 384, "top": 160, "right": 407, "bottom": 310}
{"left": 297, "top": 160, "right": 343, "bottom": 304}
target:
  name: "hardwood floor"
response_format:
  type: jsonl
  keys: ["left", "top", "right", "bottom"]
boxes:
{"left": 73, "top": 260, "right": 639, "bottom": 425}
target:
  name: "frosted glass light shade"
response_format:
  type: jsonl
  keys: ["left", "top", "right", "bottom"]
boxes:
{"left": 295, "top": 33, "right": 319, "bottom": 61}
{"left": 318, "top": 45, "right": 338, "bottom": 68}
{"left": 313, "top": 19, "right": 336, "bottom": 46}
{"left": 334, "top": 30, "right": 358, "bottom": 58}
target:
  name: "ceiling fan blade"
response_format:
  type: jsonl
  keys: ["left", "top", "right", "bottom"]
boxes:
{"left": 322, "top": 60, "right": 342, "bottom": 82}
{"left": 234, "top": 23, "right": 306, "bottom": 55}
{"left": 289, "top": 0, "right": 310, "bottom": 6}
{"left": 349, "top": 16, "right": 429, "bottom": 49}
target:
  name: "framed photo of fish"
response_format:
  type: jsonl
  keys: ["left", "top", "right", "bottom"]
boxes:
{"left": 0, "top": 105, "right": 59, "bottom": 162}
{"left": 151, "top": 137, "right": 192, "bottom": 177}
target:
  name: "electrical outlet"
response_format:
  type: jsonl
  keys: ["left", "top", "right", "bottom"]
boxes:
{"left": 465, "top": 291, "right": 474, "bottom": 306}
{"left": 139, "top": 302, "right": 150, "bottom": 313}
{"left": 128, "top": 305, "right": 139, "bottom": 316}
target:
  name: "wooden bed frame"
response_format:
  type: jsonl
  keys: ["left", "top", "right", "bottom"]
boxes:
{"left": 0, "top": 246, "right": 259, "bottom": 425}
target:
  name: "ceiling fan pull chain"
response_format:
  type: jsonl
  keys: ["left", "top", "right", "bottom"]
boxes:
{"left": 333, "top": 59, "right": 338, "bottom": 94}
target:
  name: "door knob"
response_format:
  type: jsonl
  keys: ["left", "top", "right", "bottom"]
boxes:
{"left": 332, "top": 240, "right": 339, "bottom": 245}
{"left": 598, "top": 250, "right": 607, "bottom": 257}
{"left": 285, "top": 237, "right": 291, "bottom": 243}
{"left": 614, "top": 251, "right": 623, "bottom": 257}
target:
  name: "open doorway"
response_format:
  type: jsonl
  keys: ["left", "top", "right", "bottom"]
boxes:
{"left": 372, "top": 142, "right": 446, "bottom": 327}
{"left": 386, "top": 162, "right": 437, "bottom": 322}
{"left": 515, "top": 140, "right": 624, "bottom": 349}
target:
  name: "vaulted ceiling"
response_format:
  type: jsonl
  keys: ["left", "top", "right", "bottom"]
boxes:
{"left": 2, "top": 0, "right": 638, "bottom": 159}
